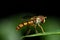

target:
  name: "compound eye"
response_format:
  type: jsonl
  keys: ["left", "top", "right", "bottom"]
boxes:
{"left": 44, "top": 16, "right": 47, "bottom": 18}
{"left": 43, "top": 19, "right": 45, "bottom": 23}
{"left": 41, "top": 19, "right": 45, "bottom": 23}
{"left": 45, "top": 17, "right": 47, "bottom": 19}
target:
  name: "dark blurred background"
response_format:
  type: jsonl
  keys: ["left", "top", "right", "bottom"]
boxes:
{"left": 0, "top": 0, "right": 60, "bottom": 18}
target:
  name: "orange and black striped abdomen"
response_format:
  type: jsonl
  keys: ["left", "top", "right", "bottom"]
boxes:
{"left": 16, "top": 20, "right": 34, "bottom": 31}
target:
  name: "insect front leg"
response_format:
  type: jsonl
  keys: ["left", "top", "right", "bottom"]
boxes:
{"left": 38, "top": 23, "right": 45, "bottom": 33}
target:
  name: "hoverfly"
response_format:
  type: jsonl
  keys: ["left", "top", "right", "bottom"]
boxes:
{"left": 16, "top": 15, "right": 47, "bottom": 34}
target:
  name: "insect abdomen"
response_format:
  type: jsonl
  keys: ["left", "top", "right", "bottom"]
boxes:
{"left": 16, "top": 20, "right": 34, "bottom": 31}
{"left": 16, "top": 23, "right": 24, "bottom": 31}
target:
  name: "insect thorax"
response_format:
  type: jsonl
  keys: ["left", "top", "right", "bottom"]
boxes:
{"left": 35, "top": 17, "right": 41, "bottom": 24}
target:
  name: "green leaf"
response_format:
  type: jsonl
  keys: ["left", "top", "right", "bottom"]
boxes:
{"left": 21, "top": 32, "right": 60, "bottom": 39}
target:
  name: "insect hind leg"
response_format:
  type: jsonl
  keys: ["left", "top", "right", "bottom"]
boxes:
{"left": 33, "top": 24, "right": 39, "bottom": 33}
{"left": 26, "top": 29, "right": 31, "bottom": 35}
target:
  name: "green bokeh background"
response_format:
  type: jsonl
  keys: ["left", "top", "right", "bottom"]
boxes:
{"left": 0, "top": 13, "right": 60, "bottom": 40}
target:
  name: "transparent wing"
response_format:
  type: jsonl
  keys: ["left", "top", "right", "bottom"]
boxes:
{"left": 20, "top": 16, "right": 32, "bottom": 22}
{"left": 22, "top": 15, "right": 33, "bottom": 19}
{"left": 20, "top": 15, "right": 37, "bottom": 23}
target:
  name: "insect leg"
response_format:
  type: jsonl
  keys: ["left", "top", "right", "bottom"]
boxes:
{"left": 38, "top": 23, "right": 45, "bottom": 33}
{"left": 26, "top": 29, "right": 31, "bottom": 35}
{"left": 33, "top": 24, "right": 38, "bottom": 33}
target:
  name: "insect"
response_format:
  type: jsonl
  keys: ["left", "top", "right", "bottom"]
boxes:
{"left": 16, "top": 15, "right": 47, "bottom": 34}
